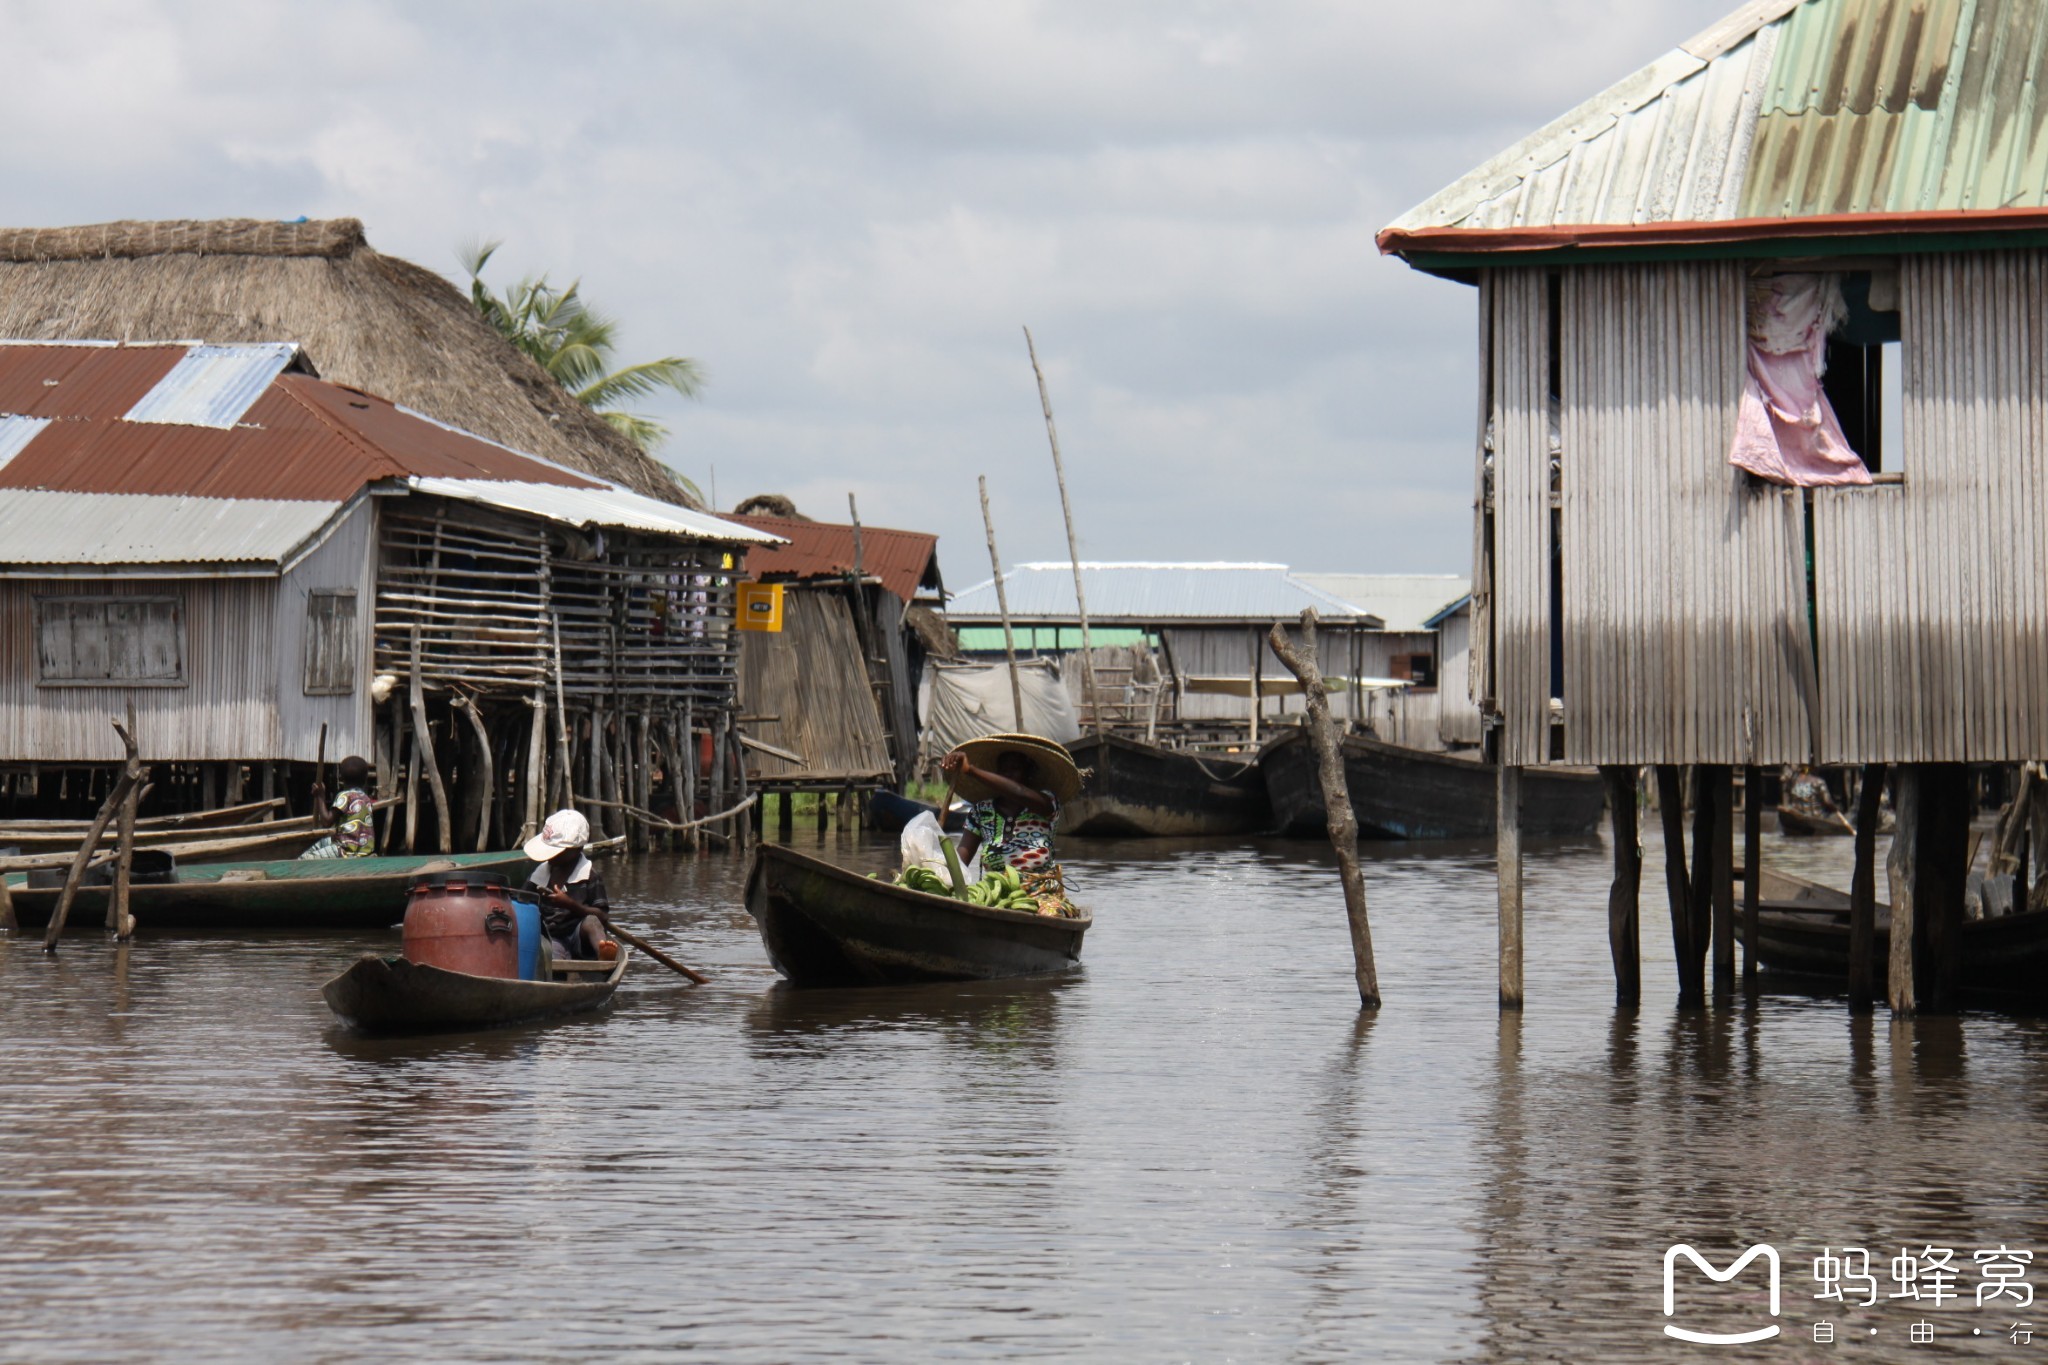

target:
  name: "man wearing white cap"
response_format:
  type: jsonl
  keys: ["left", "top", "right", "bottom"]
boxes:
{"left": 525, "top": 809, "right": 617, "bottom": 961}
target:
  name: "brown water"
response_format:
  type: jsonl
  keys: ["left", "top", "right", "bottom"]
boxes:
{"left": 3, "top": 826, "right": 2046, "bottom": 1363}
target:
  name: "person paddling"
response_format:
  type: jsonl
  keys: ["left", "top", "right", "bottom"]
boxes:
{"left": 939, "top": 734, "right": 1084, "bottom": 876}
{"left": 524, "top": 809, "right": 618, "bottom": 961}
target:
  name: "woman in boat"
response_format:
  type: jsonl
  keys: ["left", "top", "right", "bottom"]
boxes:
{"left": 939, "top": 734, "right": 1084, "bottom": 876}
{"left": 524, "top": 809, "right": 619, "bottom": 961}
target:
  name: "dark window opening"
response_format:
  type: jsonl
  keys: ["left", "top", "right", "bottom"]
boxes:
{"left": 1818, "top": 271, "right": 1903, "bottom": 474}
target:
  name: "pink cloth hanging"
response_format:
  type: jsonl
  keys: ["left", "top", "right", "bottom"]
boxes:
{"left": 1728, "top": 274, "right": 1872, "bottom": 487}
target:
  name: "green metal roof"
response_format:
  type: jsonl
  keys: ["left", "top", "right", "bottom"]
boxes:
{"left": 1381, "top": 0, "right": 2048, "bottom": 258}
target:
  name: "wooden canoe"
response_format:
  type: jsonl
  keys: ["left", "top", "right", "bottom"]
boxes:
{"left": 744, "top": 844, "right": 1090, "bottom": 987}
{"left": 0, "top": 822, "right": 325, "bottom": 868}
{"left": 1776, "top": 806, "right": 1855, "bottom": 837}
{"left": 1754, "top": 868, "right": 2048, "bottom": 1001}
{"left": 6, "top": 850, "right": 531, "bottom": 933}
{"left": 1060, "top": 733, "right": 1271, "bottom": 838}
{"left": 1258, "top": 727, "right": 1606, "bottom": 840}
{"left": 0, "top": 795, "right": 283, "bottom": 836}
{"left": 868, "top": 788, "right": 941, "bottom": 834}
{"left": 323, "top": 949, "right": 630, "bottom": 1033}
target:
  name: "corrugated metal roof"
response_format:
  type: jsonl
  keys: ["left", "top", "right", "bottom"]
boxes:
{"left": 1291, "top": 574, "right": 1471, "bottom": 632}
{"left": 1383, "top": 0, "right": 2048, "bottom": 252}
{"left": 409, "top": 478, "right": 783, "bottom": 545}
{"left": 947, "top": 562, "right": 1382, "bottom": 625}
{"left": 726, "top": 513, "right": 941, "bottom": 603}
{"left": 0, "top": 489, "right": 339, "bottom": 572}
{"left": 0, "top": 343, "right": 182, "bottom": 417}
{"left": 124, "top": 343, "right": 297, "bottom": 428}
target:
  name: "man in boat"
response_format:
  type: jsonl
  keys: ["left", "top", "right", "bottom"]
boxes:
{"left": 300, "top": 756, "right": 377, "bottom": 860}
{"left": 1782, "top": 764, "right": 1849, "bottom": 830}
{"left": 524, "top": 809, "right": 619, "bottom": 961}
{"left": 939, "top": 734, "right": 1083, "bottom": 877}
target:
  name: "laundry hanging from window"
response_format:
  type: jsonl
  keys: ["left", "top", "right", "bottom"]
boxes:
{"left": 1728, "top": 273, "right": 1873, "bottom": 488}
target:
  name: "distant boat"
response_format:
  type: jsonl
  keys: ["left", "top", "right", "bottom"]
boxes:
{"left": 322, "top": 949, "right": 631, "bottom": 1033}
{"left": 1776, "top": 805, "right": 1855, "bottom": 837}
{"left": 745, "top": 844, "right": 1090, "bottom": 987}
{"left": 1258, "top": 728, "right": 1605, "bottom": 840}
{"left": 6, "top": 850, "right": 529, "bottom": 933}
{"left": 1060, "top": 733, "right": 1271, "bottom": 838}
{"left": 867, "top": 788, "right": 941, "bottom": 834}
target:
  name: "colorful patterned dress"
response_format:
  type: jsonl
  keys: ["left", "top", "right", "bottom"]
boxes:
{"left": 963, "top": 794, "right": 1060, "bottom": 873}
{"left": 299, "top": 788, "right": 377, "bottom": 860}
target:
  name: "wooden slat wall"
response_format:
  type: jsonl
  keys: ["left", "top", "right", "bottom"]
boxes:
{"left": 738, "top": 586, "right": 893, "bottom": 784}
{"left": 1817, "top": 250, "right": 2048, "bottom": 763}
{"left": 1556, "top": 261, "right": 1815, "bottom": 766}
{"left": 1490, "top": 269, "right": 1552, "bottom": 766}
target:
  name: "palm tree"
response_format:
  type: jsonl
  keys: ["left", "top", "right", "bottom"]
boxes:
{"left": 459, "top": 241, "right": 704, "bottom": 454}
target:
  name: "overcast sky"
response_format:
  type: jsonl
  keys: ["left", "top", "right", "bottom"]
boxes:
{"left": 5, "top": 0, "right": 1737, "bottom": 587}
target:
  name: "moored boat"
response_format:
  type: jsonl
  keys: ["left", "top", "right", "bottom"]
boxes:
{"left": 322, "top": 949, "right": 630, "bottom": 1032}
{"left": 1258, "top": 727, "right": 1605, "bottom": 840}
{"left": 744, "top": 844, "right": 1090, "bottom": 987}
{"left": 1060, "top": 733, "right": 1270, "bottom": 838}
{"left": 5, "top": 850, "right": 530, "bottom": 933}
{"left": 868, "top": 787, "right": 941, "bottom": 834}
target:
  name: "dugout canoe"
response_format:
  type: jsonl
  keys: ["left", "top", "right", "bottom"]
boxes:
{"left": 1059, "top": 733, "right": 1270, "bottom": 838}
{"left": 1258, "top": 727, "right": 1605, "bottom": 840}
{"left": 1754, "top": 868, "right": 2048, "bottom": 1001}
{"left": 1776, "top": 806, "right": 1855, "bottom": 837}
{"left": 6, "top": 850, "right": 530, "bottom": 933}
{"left": 322, "top": 948, "right": 630, "bottom": 1033}
{"left": 744, "top": 844, "right": 1090, "bottom": 987}
{"left": 868, "top": 788, "right": 952, "bottom": 834}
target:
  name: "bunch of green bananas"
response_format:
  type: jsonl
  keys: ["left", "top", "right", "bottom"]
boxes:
{"left": 893, "top": 865, "right": 1043, "bottom": 912}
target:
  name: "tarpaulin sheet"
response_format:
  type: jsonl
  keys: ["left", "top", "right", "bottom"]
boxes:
{"left": 921, "top": 658, "right": 1082, "bottom": 755}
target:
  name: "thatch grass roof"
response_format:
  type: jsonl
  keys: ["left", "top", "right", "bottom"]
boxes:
{"left": 0, "top": 218, "right": 696, "bottom": 506}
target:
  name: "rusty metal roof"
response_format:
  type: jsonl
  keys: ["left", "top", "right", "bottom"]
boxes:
{"left": 1382, "top": 0, "right": 2048, "bottom": 257}
{"left": 727, "top": 513, "right": 943, "bottom": 603}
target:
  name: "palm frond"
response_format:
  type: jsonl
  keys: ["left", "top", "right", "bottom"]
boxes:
{"left": 576, "top": 356, "right": 704, "bottom": 409}
{"left": 598, "top": 410, "right": 672, "bottom": 449}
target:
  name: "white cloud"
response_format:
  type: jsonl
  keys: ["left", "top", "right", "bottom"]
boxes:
{"left": 0, "top": 0, "right": 1738, "bottom": 581}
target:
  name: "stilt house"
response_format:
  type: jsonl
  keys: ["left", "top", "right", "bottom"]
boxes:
{"left": 1381, "top": 0, "right": 2048, "bottom": 1011}
{"left": 0, "top": 341, "right": 777, "bottom": 852}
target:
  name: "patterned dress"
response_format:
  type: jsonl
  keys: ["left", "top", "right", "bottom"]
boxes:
{"left": 299, "top": 788, "right": 377, "bottom": 860}
{"left": 963, "top": 794, "right": 1060, "bottom": 873}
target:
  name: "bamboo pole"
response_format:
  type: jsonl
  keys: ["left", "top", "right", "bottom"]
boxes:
{"left": 1268, "top": 609, "right": 1379, "bottom": 1010}
{"left": 1023, "top": 325, "right": 1101, "bottom": 736}
{"left": 978, "top": 475, "right": 1027, "bottom": 730}
{"left": 551, "top": 614, "right": 573, "bottom": 812}
{"left": 681, "top": 700, "right": 698, "bottom": 853}
{"left": 1602, "top": 765, "right": 1641, "bottom": 1007}
{"left": 523, "top": 690, "right": 547, "bottom": 843}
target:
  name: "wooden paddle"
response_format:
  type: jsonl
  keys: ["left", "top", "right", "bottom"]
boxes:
{"left": 536, "top": 888, "right": 708, "bottom": 985}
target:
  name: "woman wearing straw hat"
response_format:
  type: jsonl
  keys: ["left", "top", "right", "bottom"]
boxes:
{"left": 939, "top": 734, "right": 1084, "bottom": 876}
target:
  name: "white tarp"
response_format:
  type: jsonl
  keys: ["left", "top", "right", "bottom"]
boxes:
{"left": 921, "top": 658, "right": 1083, "bottom": 755}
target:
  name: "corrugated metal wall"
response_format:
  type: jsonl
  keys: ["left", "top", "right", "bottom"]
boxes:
{"left": 0, "top": 574, "right": 280, "bottom": 762}
{"left": 1554, "top": 261, "right": 1818, "bottom": 766}
{"left": 1491, "top": 270, "right": 1553, "bottom": 766}
{"left": 1815, "top": 249, "right": 2048, "bottom": 763}
{"left": 1438, "top": 610, "right": 1483, "bottom": 746}
{"left": 274, "top": 498, "right": 373, "bottom": 761}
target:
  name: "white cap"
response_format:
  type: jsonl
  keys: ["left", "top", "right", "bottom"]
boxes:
{"left": 523, "top": 809, "right": 592, "bottom": 862}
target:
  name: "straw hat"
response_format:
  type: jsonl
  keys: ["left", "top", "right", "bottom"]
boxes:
{"left": 949, "top": 733, "right": 1085, "bottom": 805}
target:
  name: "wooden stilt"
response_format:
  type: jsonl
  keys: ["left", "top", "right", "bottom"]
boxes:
{"left": 523, "top": 691, "right": 546, "bottom": 843}
{"left": 1919, "top": 764, "right": 1971, "bottom": 1014}
{"left": 1886, "top": 766, "right": 1920, "bottom": 1016}
{"left": 44, "top": 744, "right": 140, "bottom": 952}
{"left": 732, "top": 712, "right": 752, "bottom": 852}
{"left": 109, "top": 766, "right": 141, "bottom": 941}
{"left": 0, "top": 859, "right": 15, "bottom": 930}
{"left": 778, "top": 788, "right": 794, "bottom": 840}
{"left": 1741, "top": 764, "right": 1762, "bottom": 985}
{"left": 816, "top": 784, "right": 829, "bottom": 836}
{"left": 409, "top": 629, "right": 453, "bottom": 855}
{"left": 1708, "top": 766, "right": 1735, "bottom": 997}
{"left": 1655, "top": 765, "right": 1700, "bottom": 1008}
{"left": 1848, "top": 762, "right": 1888, "bottom": 1013}
{"left": 1601, "top": 765, "right": 1641, "bottom": 1007}
{"left": 681, "top": 701, "right": 699, "bottom": 853}
{"left": 453, "top": 694, "right": 493, "bottom": 852}
{"left": 1687, "top": 768, "right": 1719, "bottom": 1002}
{"left": 1497, "top": 762, "right": 1523, "bottom": 1010}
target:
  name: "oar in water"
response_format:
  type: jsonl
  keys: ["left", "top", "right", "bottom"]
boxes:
{"left": 536, "top": 890, "right": 709, "bottom": 985}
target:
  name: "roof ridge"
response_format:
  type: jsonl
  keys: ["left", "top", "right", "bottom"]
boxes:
{"left": 0, "top": 218, "right": 365, "bottom": 263}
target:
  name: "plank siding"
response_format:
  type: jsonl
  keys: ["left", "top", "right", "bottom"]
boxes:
{"left": 1489, "top": 270, "right": 1553, "bottom": 766}
{"left": 1554, "top": 261, "right": 1816, "bottom": 766}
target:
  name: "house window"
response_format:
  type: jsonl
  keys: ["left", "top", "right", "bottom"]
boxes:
{"left": 1817, "top": 269, "right": 1904, "bottom": 476}
{"left": 1391, "top": 652, "right": 1438, "bottom": 690}
{"left": 36, "top": 596, "right": 185, "bottom": 687}
{"left": 303, "top": 590, "right": 357, "bottom": 695}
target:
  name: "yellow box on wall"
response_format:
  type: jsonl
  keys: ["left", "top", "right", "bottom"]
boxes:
{"left": 736, "top": 581, "right": 784, "bottom": 632}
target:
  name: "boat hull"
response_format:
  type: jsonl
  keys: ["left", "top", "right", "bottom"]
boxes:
{"left": 1758, "top": 909, "right": 2048, "bottom": 1000}
{"left": 5, "top": 850, "right": 531, "bottom": 932}
{"left": 867, "top": 788, "right": 939, "bottom": 834}
{"left": 745, "top": 844, "right": 1090, "bottom": 987}
{"left": 1259, "top": 729, "right": 1605, "bottom": 840}
{"left": 322, "top": 951, "right": 628, "bottom": 1032}
{"left": 1060, "top": 735, "right": 1270, "bottom": 838}
{"left": 1776, "top": 807, "right": 1853, "bottom": 837}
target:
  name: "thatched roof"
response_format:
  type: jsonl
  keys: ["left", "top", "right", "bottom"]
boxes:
{"left": 0, "top": 218, "right": 696, "bottom": 506}
{"left": 734, "top": 493, "right": 806, "bottom": 520}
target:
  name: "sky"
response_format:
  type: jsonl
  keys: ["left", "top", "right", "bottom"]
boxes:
{"left": 1, "top": 0, "right": 1739, "bottom": 588}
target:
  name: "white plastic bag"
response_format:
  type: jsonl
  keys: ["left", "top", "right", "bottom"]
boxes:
{"left": 900, "top": 811, "right": 981, "bottom": 884}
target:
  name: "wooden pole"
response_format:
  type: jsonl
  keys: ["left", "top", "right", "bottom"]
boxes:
{"left": 1655, "top": 765, "right": 1701, "bottom": 1008}
{"left": 978, "top": 475, "right": 1027, "bottom": 730}
{"left": 1848, "top": 762, "right": 1888, "bottom": 1013}
{"left": 1247, "top": 629, "right": 1261, "bottom": 746}
{"left": 1268, "top": 609, "right": 1379, "bottom": 1009}
{"left": 409, "top": 628, "right": 453, "bottom": 854}
{"left": 1023, "top": 325, "right": 1102, "bottom": 736}
{"left": 731, "top": 711, "right": 752, "bottom": 853}
{"left": 453, "top": 694, "right": 494, "bottom": 852}
{"left": 107, "top": 716, "right": 144, "bottom": 940}
{"left": 1602, "top": 765, "right": 1641, "bottom": 1007}
{"left": 43, "top": 769, "right": 139, "bottom": 952}
{"left": 1687, "top": 768, "right": 1719, "bottom": 1002}
{"left": 0, "top": 860, "right": 15, "bottom": 930}
{"left": 681, "top": 700, "right": 698, "bottom": 853}
{"left": 523, "top": 690, "right": 546, "bottom": 843}
{"left": 1886, "top": 766, "right": 1919, "bottom": 1016}
{"left": 1708, "top": 766, "right": 1735, "bottom": 997}
{"left": 551, "top": 615, "right": 573, "bottom": 812}
{"left": 1920, "top": 764, "right": 1971, "bottom": 1014}
{"left": 1741, "top": 764, "right": 1762, "bottom": 984}
{"left": 1496, "top": 762, "right": 1523, "bottom": 1009}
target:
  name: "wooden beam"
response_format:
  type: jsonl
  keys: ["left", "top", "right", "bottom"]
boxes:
{"left": 1602, "top": 765, "right": 1641, "bottom": 1007}
{"left": 1497, "top": 762, "right": 1523, "bottom": 1010}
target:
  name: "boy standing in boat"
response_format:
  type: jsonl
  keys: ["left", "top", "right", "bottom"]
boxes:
{"left": 940, "top": 734, "right": 1083, "bottom": 875}
{"left": 525, "top": 809, "right": 619, "bottom": 961}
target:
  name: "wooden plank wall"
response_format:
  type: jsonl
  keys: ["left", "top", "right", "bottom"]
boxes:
{"left": 1555, "top": 261, "right": 1815, "bottom": 766}
{"left": 1436, "top": 609, "right": 1483, "bottom": 747}
{"left": 1490, "top": 269, "right": 1552, "bottom": 766}
{"left": 738, "top": 586, "right": 893, "bottom": 785}
{"left": 1817, "top": 250, "right": 2048, "bottom": 762}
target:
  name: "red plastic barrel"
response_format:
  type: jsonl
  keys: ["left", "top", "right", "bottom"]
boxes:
{"left": 402, "top": 875, "right": 520, "bottom": 979}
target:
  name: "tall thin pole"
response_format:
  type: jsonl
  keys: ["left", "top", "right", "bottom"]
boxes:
{"left": 1024, "top": 326, "right": 1102, "bottom": 736}
{"left": 979, "top": 475, "right": 1027, "bottom": 730}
